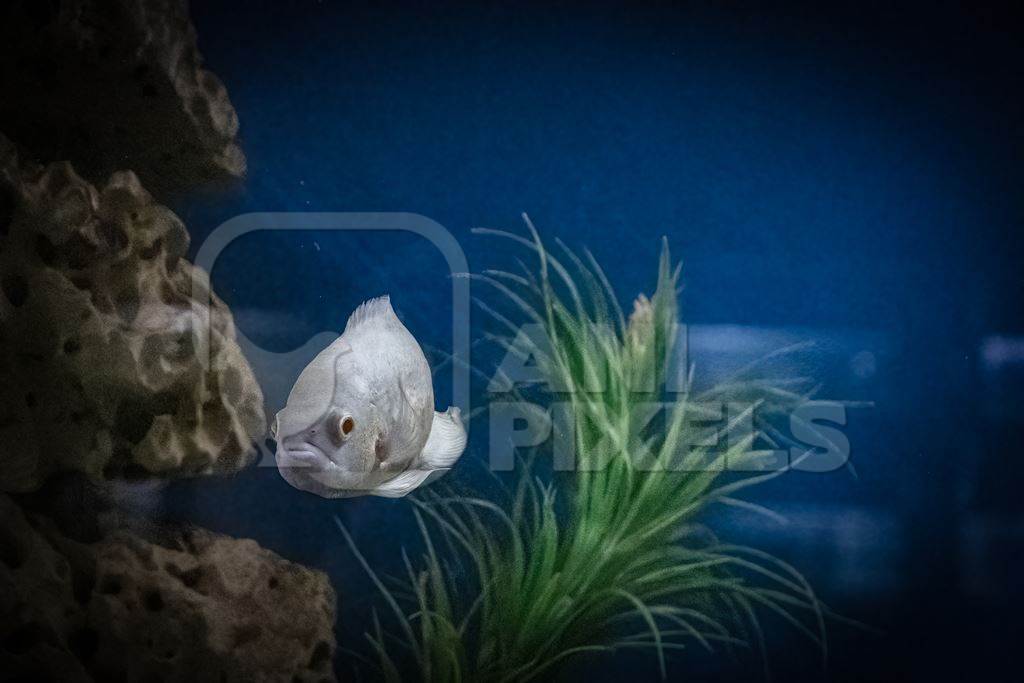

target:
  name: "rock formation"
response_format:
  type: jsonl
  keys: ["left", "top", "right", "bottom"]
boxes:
{"left": 0, "top": 494, "right": 337, "bottom": 683}
{"left": 0, "top": 3, "right": 341, "bottom": 680}
{"left": 0, "top": 134, "right": 265, "bottom": 492}
{"left": 0, "top": 0, "right": 245, "bottom": 196}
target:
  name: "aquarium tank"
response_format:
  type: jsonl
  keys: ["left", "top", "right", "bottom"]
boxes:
{"left": 1, "top": 1, "right": 1021, "bottom": 681}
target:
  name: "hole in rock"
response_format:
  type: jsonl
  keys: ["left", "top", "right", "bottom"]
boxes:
{"left": 144, "top": 589, "right": 164, "bottom": 612}
{"left": 68, "top": 626, "right": 99, "bottom": 661}
{"left": 2, "top": 274, "right": 28, "bottom": 307}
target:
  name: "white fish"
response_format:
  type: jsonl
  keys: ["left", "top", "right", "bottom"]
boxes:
{"left": 272, "top": 296, "right": 466, "bottom": 498}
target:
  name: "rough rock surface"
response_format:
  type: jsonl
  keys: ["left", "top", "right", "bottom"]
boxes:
{"left": 0, "top": 0, "right": 245, "bottom": 196}
{"left": 0, "top": 134, "right": 265, "bottom": 491}
{"left": 0, "top": 494, "right": 338, "bottom": 682}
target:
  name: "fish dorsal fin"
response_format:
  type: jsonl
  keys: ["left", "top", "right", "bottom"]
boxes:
{"left": 344, "top": 295, "right": 396, "bottom": 334}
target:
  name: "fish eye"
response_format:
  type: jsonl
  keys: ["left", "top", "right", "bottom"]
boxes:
{"left": 327, "top": 413, "right": 356, "bottom": 446}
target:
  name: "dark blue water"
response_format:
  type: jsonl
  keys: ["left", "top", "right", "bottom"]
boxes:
{"left": 162, "top": 2, "right": 1022, "bottom": 680}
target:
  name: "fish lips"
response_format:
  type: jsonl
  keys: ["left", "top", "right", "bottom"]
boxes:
{"left": 275, "top": 441, "right": 334, "bottom": 471}
{"left": 275, "top": 440, "right": 378, "bottom": 496}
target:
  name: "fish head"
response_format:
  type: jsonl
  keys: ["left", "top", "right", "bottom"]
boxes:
{"left": 272, "top": 343, "right": 385, "bottom": 495}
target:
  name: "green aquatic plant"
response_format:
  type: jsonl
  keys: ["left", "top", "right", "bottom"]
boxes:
{"left": 337, "top": 219, "right": 837, "bottom": 681}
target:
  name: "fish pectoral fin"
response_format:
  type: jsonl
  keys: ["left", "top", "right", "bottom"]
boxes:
{"left": 369, "top": 407, "right": 467, "bottom": 498}
{"left": 368, "top": 468, "right": 439, "bottom": 498}
{"left": 416, "top": 407, "right": 467, "bottom": 471}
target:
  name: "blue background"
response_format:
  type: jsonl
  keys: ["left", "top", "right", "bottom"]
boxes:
{"left": 162, "top": 1, "right": 1023, "bottom": 680}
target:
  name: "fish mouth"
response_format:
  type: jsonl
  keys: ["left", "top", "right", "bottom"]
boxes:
{"left": 276, "top": 440, "right": 366, "bottom": 492}
{"left": 277, "top": 441, "right": 334, "bottom": 470}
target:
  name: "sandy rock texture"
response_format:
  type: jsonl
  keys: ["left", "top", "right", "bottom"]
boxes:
{"left": 0, "top": 134, "right": 265, "bottom": 492}
{"left": 0, "top": 494, "right": 337, "bottom": 683}
{"left": 0, "top": 0, "right": 245, "bottom": 196}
